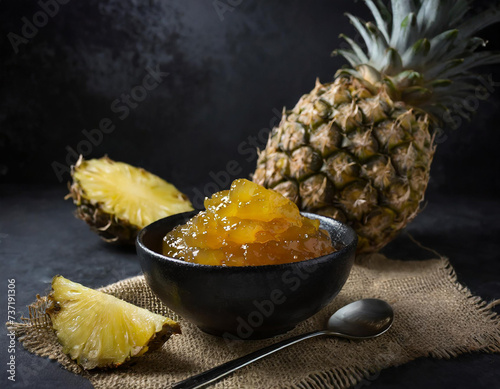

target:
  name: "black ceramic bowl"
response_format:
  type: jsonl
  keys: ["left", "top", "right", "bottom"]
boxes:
{"left": 136, "top": 211, "right": 357, "bottom": 340}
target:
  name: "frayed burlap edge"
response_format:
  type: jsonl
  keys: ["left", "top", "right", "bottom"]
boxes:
{"left": 286, "top": 258, "right": 500, "bottom": 389}
{"left": 6, "top": 254, "right": 500, "bottom": 389}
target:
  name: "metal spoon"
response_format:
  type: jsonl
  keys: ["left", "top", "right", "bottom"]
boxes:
{"left": 172, "top": 298, "right": 394, "bottom": 389}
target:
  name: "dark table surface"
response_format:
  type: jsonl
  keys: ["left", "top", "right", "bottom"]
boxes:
{"left": 1, "top": 184, "right": 499, "bottom": 389}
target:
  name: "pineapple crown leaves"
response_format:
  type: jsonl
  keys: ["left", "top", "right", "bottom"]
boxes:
{"left": 333, "top": 0, "right": 500, "bottom": 121}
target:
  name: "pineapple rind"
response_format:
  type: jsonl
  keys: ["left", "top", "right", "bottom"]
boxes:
{"left": 254, "top": 77, "right": 434, "bottom": 253}
{"left": 68, "top": 156, "right": 194, "bottom": 245}
{"left": 47, "top": 276, "right": 180, "bottom": 370}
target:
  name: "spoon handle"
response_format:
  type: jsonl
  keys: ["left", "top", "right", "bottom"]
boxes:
{"left": 171, "top": 330, "right": 327, "bottom": 389}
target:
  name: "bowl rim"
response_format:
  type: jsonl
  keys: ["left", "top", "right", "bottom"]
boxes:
{"left": 136, "top": 211, "right": 358, "bottom": 271}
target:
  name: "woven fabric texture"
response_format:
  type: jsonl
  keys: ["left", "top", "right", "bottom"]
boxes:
{"left": 8, "top": 253, "right": 500, "bottom": 389}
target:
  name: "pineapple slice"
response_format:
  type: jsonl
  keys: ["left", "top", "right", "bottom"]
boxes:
{"left": 46, "top": 276, "right": 180, "bottom": 370}
{"left": 67, "top": 156, "right": 193, "bottom": 244}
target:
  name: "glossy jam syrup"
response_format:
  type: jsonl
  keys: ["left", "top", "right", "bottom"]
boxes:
{"left": 162, "top": 179, "right": 335, "bottom": 266}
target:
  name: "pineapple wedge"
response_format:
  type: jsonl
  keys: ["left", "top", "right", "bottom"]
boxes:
{"left": 67, "top": 156, "right": 193, "bottom": 244}
{"left": 46, "top": 276, "right": 180, "bottom": 370}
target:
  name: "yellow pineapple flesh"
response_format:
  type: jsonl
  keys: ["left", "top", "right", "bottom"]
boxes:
{"left": 68, "top": 156, "right": 193, "bottom": 244}
{"left": 46, "top": 276, "right": 180, "bottom": 370}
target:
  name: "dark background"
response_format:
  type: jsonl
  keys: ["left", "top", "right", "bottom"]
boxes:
{"left": 1, "top": 0, "right": 500, "bottom": 197}
{"left": 1, "top": 1, "right": 500, "bottom": 389}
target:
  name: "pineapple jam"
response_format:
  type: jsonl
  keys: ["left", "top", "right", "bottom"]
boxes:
{"left": 162, "top": 179, "right": 336, "bottom": 266}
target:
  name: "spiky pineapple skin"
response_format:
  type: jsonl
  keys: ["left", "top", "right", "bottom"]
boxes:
{"left": 253, "top": 76, "right": 435, "bottom": 253}
{"left": 68, "top": 182, "right": 139, "bottom": 244}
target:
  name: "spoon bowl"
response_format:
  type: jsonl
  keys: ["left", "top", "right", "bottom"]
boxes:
{"left": 327, "top": 298, "right": 394, "bottom": 339}
{"left": 172, "top": 298, "right": 394, "bottom": 389}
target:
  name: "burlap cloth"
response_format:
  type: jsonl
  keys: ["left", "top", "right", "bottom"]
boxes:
{"left": 8, "top": 253, "right": 500, "bottom": 389}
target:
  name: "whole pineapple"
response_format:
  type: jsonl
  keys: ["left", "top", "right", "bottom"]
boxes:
{"left": 253, "top": 0, "right": 500, "bottom": 253}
